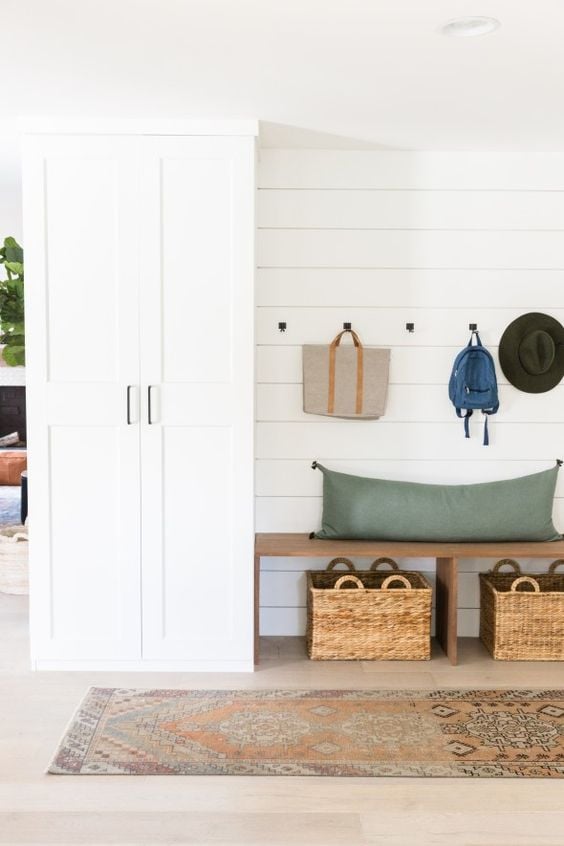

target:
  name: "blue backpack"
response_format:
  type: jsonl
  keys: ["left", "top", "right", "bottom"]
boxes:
{"left": 449, "top": 332, "right": 499, "bottom": 446}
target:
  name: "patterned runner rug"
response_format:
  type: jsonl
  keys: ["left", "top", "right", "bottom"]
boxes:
{"left": 49, "top": 687, "right": 564, "bottom": 777}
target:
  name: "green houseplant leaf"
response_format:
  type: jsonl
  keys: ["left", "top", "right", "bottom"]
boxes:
{"left": 1, "top": 344, "right": 25, "bottom": 366}
{"left": 1, "top": 237, "right": 24, "bottom": 264}
{"left": 0, "top": 237, "right": 25, "bottom": 366}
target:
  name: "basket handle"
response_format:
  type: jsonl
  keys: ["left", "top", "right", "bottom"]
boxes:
{"left": 326, "top": 557, "right": 356, "bottom": 572}
{"left": 381, "top": 574, "right": 412, "bottom": 590}
{"left": 492, "top": 559, "right": 522, "bottom": 575}
{"left": 548, "top": 559, "right": 564, "bottom": 574}
{"left": 334, "top": 574, "right": 364, "bottom": 590}
{"left": 369, "top": 557, "right": 399, "bottom": 572}
{"left": 510, "top": 576, "right": 541, "bottom": 593}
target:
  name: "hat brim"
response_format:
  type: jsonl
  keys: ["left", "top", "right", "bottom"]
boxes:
{"left": 499, "top": 312, "right": 564, "bottom": 393}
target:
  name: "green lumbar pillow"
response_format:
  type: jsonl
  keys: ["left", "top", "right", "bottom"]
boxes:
{"left": 312, "top": 462, "right": 561, "bottom": 542}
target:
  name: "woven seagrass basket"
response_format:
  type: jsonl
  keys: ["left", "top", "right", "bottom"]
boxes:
{"left": 306, "top": 557, "right": 432, "bottom": 661}
{"left": 480, "top": 559, "right": 564, "bottom": 661}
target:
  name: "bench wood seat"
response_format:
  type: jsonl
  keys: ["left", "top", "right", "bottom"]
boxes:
{"left": 254, "top": 533, "right": 564, "bottom": 666}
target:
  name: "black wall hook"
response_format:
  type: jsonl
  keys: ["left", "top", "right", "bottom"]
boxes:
{"left": 469, "top": 323, "right": 478, "bottom": 333}
{"left": 278, "top": 322, "right": 287, "bottom": 333}
{"left": 406, "top": 322, "right": 415, "bottom": 333}
{"left": 343, "top": 322, "right": 352, "bottom": 331}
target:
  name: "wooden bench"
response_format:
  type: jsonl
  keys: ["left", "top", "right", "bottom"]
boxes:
{"left": 254, "top": 533, "right": 564, "bottom": 665}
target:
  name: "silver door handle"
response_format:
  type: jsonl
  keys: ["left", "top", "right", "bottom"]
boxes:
{"left": 147, "top": 385, "right": 160, "bottom": 424}
{"left": 126, "top": 385, "right": 140, "bottom": 424}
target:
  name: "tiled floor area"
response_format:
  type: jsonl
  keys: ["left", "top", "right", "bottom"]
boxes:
{"left": 1, "top": 592, "right": 564, "bottom": 845}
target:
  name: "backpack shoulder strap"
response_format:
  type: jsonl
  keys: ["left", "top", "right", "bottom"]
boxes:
{"left": 456, "top": 407, "right": 473, "bottom": 438}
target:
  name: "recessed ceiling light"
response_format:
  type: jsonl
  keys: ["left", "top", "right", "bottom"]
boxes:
{"left": 439, "top": 16, "right": 501, "bottom": 38}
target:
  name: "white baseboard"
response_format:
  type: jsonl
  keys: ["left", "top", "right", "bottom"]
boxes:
{"left": 31, "top": 659, "right": 255, "bottom": 673}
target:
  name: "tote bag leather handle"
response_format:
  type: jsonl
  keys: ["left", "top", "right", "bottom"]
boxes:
{"left": 328, "top": 329, "right": 364, "bottom": 415}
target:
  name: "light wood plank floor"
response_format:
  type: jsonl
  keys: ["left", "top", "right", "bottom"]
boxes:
{"left": 1, "top": 593, "right": 564, "bottom": 845}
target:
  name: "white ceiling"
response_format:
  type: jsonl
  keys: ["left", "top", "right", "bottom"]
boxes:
{"left": 1, "top": 0, "right": 564, "bottom": 150}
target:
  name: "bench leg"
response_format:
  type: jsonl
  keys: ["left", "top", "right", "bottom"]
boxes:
{"left": 436, "top": 557, "right": 458, "bottom": 665}
{"left": 254, "top": 553, "right": 261, "bottom": 665}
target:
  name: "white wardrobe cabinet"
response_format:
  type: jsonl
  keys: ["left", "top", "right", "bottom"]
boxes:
{"left": 23, "top": 122, "right": 257, "bottom": 671}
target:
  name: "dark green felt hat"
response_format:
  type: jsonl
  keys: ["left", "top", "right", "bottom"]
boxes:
{"left": 499, "top": 312, "right": 564, "bottom": 393}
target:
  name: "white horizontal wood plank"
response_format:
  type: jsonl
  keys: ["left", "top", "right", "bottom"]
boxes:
{"left": 260, "top": 606, "right": 306, "bottom": 637}
{"left": 256, "top": 421, "right": 564, "bottom": 460}
{"left": 259, "top": 151, "right": 564, "bottom": 190}
{"left": 458, "top": 610, "right": 479, "bottom": 638}
{"left": 261, "top": 556, "right": 373, "bottom": 572}
{"left": 257, "top": 383, "right": 564, "bottom": 424}
{"left": 256, "top": 346, "right": 303, "bottom": 383}
{"left": 256, "top": 307, "right": 564, "bottom": 346}
{"left": 255, "top": 496, "right": 564, "bottom": 534}
{"left": 460, "top": 573, "right": 480, "bottom": 610}
{"left": 258, "top": 229, "right": 564, "bottom": 270}
{"left": 260, "top": 570, "right": 480, "bottom": 610}
{"left": 260, "top": 606, "right": 479, "bottom": 637}
{"left": 260, "top": 570, "right": 439, "bottom": 609}
{"left": 256, "top": 496, "right": 321, "bottom": 533}
{"left": 256, "top": 268, "right": 564, "bottom": 308}
{"left": 258, "top": 189, "right": 564, "bottom": 230}
{"left": 260, "top": 556, "right": 561, "bottom": 574}
{"left": 260, "top": 570, "right": 307, "bottom": 608}
{"left": 261, "top": 556, "right": 407, "bottom": 572}
{"left": 256, "top": 459, "right": 564, "bottom": 497}
{"left": 256, "top": 346, "right": 514, "bottom": 385}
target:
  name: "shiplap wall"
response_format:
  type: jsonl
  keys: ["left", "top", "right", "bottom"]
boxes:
{"left": 256, "top": 150, "right": 564, "bottom": 637}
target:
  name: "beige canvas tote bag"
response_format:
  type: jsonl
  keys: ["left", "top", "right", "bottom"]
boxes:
{"left": 303, "top": 329, "right": 390, "bottom": 419}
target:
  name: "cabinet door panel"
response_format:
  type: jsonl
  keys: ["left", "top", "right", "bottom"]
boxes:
{"left": 24, "top": 135, "right": 141, "bottom": 662}
{"left": 161, "top": 157, "right": 233, "bottom": 384}
{"left": 49, "top": 426, "right": 138, "bottom": 653}
{"left": 161, "top": 427, "right": 235, "bottom": 646}
{"left": 140, "top": 136, "right": 255, "bottom": 665}
{"left": 45, "top": 157, "right": 121, "bottom": 383}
